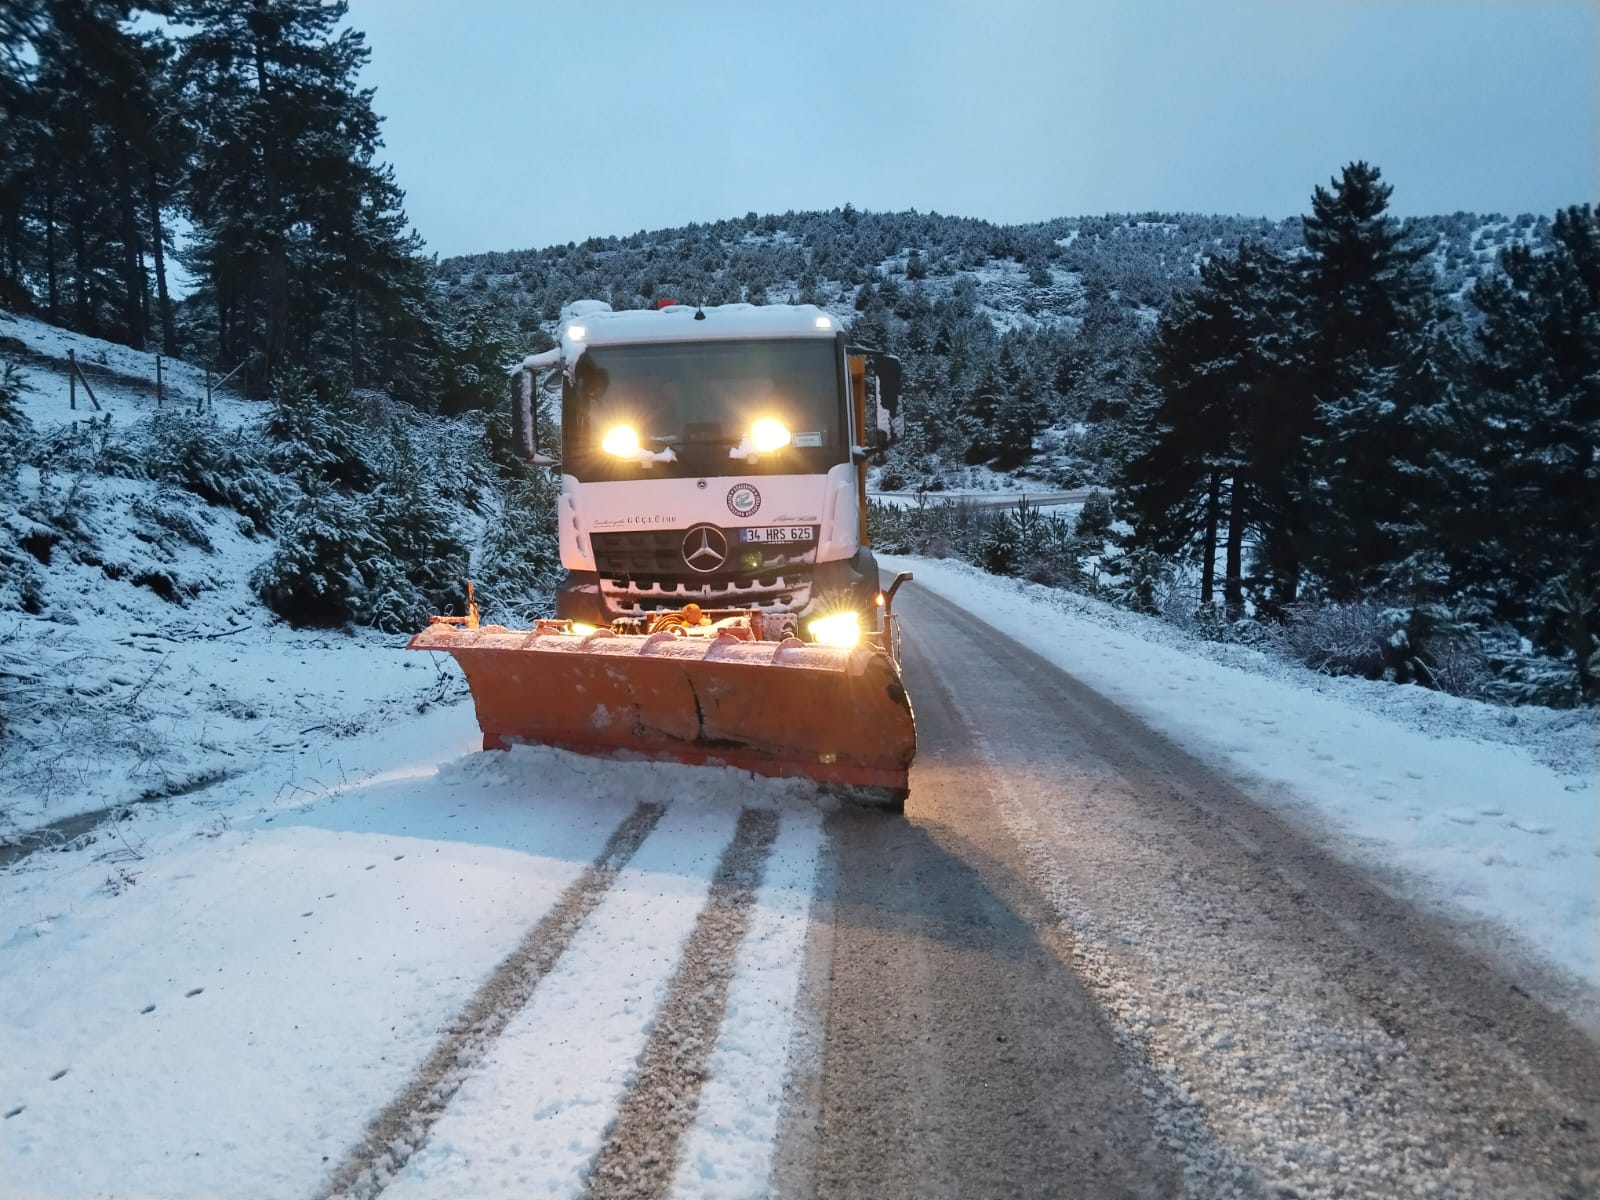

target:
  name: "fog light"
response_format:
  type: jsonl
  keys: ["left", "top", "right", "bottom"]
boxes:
{"left": 809, "top": 611, "right": 860, "bottom": 648}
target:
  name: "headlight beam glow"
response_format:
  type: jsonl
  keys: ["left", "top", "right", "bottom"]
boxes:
{"left": 809, "top": 611, "right": 860, "bottom": 648}
{"left": 601, "top": 425, "right": 641, "bottom": 457}
{"left": 749, "top": 418, "right": 791, "bottom": 453}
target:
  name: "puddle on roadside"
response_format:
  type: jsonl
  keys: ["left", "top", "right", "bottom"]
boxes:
{"left": 0, "top": 770, "right": 239, "bottom": 869}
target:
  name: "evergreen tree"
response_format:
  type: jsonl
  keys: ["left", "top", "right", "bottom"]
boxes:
{"left": 475, "top": 474, "right": 562, "bottom": 626}
{"left": 1379, "top": 325, "right": 1480, "bottom": 597}
{"left": 429, "top": 291, "right": 519, "bottom": 415}
{"left": 176, "top": 0, "right": 424, "bottom": 395}
{"left": 0, "top": 359, "right": 32, "bottom": 480}
{"left": 360, "top": 424, "right": 468, "bottom": 628}
{"left": 1121, "top": 241, "right": 1302, "bottom": 615}
{"left": 1471, "top": 204, "right": 1600, "bottom": 699}
{"left": 959, "top": 353, "right": 1004, "bottom": 465}
{"left": 1297, "top": 162, "right": 1437, "bottom": 598}
{"left": 0, "top": 1, "right": 46, "bottom": 311}
{"left": 263, "top": 367, "right": 378, "bottom": 492}
{"left": 989, "top": 336, "right": 1043, "bottom": 469}
{"left": 2, "top": 2, "right": 176, "bottom": 343}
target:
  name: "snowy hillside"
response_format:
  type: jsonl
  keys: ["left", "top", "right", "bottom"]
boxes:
{"left": 0, "top": 313, "right": 533, "bottom": 840}
{"left": 428, "top": 205, "right": 1564, "bottom": 502}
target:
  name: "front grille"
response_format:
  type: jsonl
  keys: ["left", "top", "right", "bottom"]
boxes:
{"left": 591, "top": 529, "right": 692, "bottom": 576}
{"left": 591, "top": 528, "right": 815, "bottom": 577}
{"left": 590, "top": 527, "right": 817, "bottom": 616}
{"left": 599, "top": 575, "right": 814, "bottom": 616}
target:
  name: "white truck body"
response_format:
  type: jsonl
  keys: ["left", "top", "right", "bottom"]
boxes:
{"left": 514, "top": 302, "right": 891, "bottom": 631}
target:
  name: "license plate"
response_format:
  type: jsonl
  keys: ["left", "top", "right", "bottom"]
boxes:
{"left": 739, "top": 525, "right": 813, "bottom": 544}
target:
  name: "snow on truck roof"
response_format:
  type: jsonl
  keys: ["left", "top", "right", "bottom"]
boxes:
{"left": 518, "top": 302, "right": 847, "bottom": 372}
{"left": 570, "top": 301, "right": 843, "bottom": 346}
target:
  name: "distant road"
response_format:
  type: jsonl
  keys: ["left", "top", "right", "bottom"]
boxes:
{"left": 867, "top": 488, "right": 1099, "bottom": 510}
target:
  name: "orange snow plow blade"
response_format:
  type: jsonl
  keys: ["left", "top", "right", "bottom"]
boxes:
{"left": 408, "top": 622, "right": 915, "bottom": 806}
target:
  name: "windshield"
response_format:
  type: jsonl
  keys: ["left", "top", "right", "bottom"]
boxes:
{"left": 563, "top": 337, "right": 847, "bottom": 481}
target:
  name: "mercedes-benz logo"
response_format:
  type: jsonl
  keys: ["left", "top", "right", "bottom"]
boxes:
{"left": 682, "top": 525, "right": 728, "bottom": 574}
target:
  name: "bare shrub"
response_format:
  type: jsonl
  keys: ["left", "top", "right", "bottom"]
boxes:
{"left": 1424, "top": 630, "right": 1494, "bottom": 699}
{"left": 1276, "top": 600, "right": 1392, "bottom": 679}
{"left": 1273, "top": 601, "right": 1388, "bottom": 678}
{"left": 1276, "top": 598, "right": 1470, "bottom": 689}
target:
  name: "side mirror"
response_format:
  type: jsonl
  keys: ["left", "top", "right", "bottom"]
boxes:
{"left": 870, "top": 354, "right": 902, "bottom": 417}
{"left": 851, "top": 433, "right": 889, "bottom": 465}
{"left": 860, "top": 350, "right": 902, "bottom": 450}
{"left": 510, "top": 366, "right": 556, "bottom": 466}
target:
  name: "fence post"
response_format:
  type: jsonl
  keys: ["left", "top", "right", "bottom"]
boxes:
{"left": 69, "top": 351, "right": 76, "bottom": 410}
{"left": 156, "top": 355, "right": 163, "bottom": 407}
{"left": 68, "top": 350, "right": 102, "bottom": 411}
{"left": 208, "top": 360, "right": 246, "bottom": 410}
{"left": 203, "top": 368, "right": 211, "bottom": 413}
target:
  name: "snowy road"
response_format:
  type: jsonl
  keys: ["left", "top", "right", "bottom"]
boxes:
{"left": 781, "top": 582, "right": 1600, "bottom": 1197}
{"left": 3, "top": 571, "right": 1597, "bottom": 1198}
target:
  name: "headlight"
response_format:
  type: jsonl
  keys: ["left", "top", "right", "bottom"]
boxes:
{"left": 601, "top": 425, "right": 640, "bottom": 457}
{"left": 749, "top": 418, "right": 791, "bottom": 453}
{"left": 809, "top": 611, "right": 860, "bottom": 648}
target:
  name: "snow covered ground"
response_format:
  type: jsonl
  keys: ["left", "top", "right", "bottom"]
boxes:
{"left": 4, "top": 310, "right": 1595, "bottom": 1197}
{"left": 1, "top": 709, "right": 823, "bottom": 1199}
{"left": 0, "top": 309, "right": 245, "bottom": 420}
{"left": 3, "top": 547, "right": 1592, "bottom": 1196}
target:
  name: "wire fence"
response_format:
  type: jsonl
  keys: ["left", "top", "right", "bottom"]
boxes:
{"left": 61, "top": 347, "right": 245, "bottom": 414}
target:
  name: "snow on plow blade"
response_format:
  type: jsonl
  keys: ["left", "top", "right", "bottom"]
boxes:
{"left": 408, "top": 624, "right": 916, "bottom": 806}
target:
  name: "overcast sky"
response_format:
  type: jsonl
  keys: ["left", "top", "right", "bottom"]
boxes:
{"left": 346, "top": 1, "right": 1596, "bottom": 260}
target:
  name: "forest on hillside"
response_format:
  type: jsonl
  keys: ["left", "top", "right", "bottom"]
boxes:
{"left": 0, "top": 0, "right": 540, "bottom": 660}
{"left": 438, "top": 184, "right": 1596, "bottom": 706}
{"left": 0, "top": 0, "right": 512, "bottom": 410}
{"left": 1, "top": 2, "right": 1594, "bottom": 707}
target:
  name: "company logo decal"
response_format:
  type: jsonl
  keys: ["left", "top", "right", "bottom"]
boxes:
{"left": 726, "top": 483, "right": 761, "bottom": 518}
{"left": 682, "top": 525, "right": 729, "bottom": 573}
{"left": 591, "top": 514, "right": 677, "bottom": 529}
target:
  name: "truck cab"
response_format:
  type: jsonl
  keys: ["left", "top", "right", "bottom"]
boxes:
{"left": 513, "top": 301, "right": 898, "bottom": 645}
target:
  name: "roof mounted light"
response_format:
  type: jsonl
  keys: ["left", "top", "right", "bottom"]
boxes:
{"left": 814, "top": 316, "right": 832, "bottom": 329}
{"left": 568, "top": 324, "right": 587, "bottom": 341}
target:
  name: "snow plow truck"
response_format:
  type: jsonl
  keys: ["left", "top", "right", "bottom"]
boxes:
{"left": 409, "top": 300, "right": 917, "bottom": 809}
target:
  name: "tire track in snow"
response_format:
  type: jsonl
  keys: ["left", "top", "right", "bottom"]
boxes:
{"left": 321, "top": 800, "right": 665, "bottom": 1200}
{"left": 377, "top": 798, "right": 746, "bottom": 1198}
{"left": 668, "top": 805, "right": 825, "bottom": 1200}
{"left": 581, "top": 806, "right": 780, "bottom": 1200}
